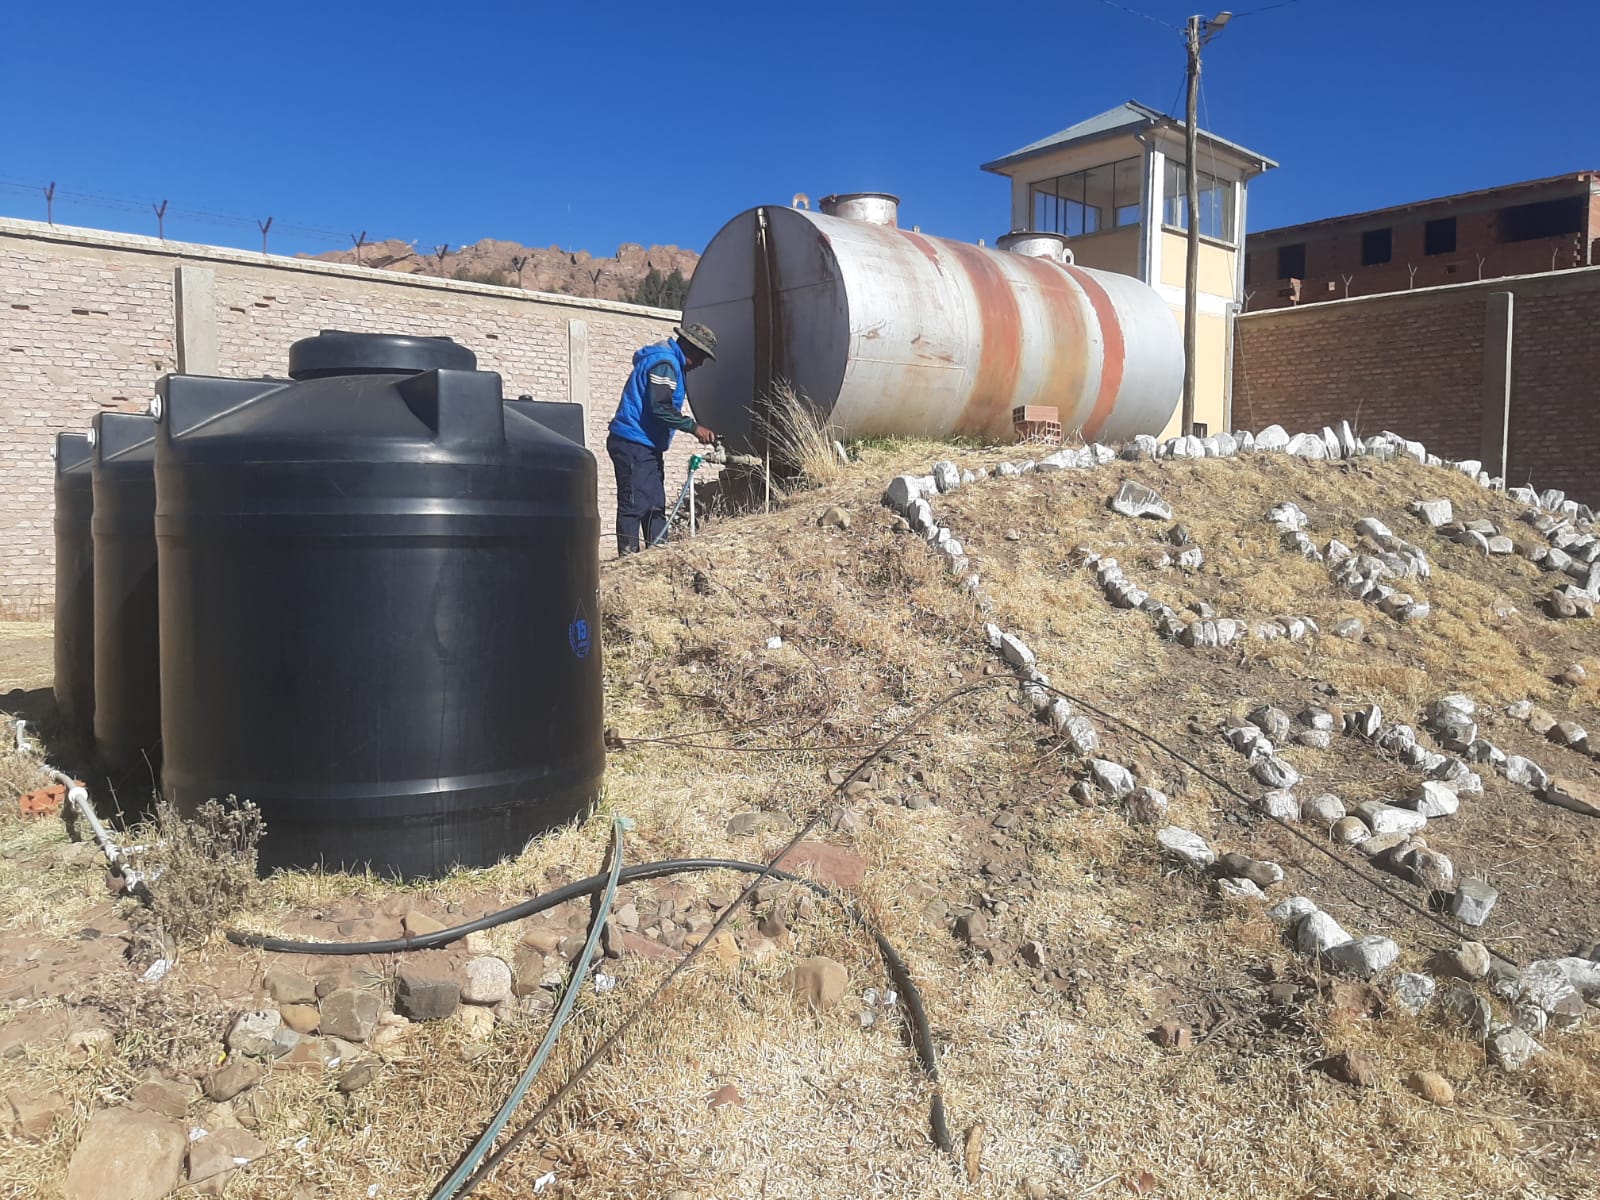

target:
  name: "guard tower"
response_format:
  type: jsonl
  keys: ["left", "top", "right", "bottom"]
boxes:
{"left": 983, "top": 101, "right": 1275, "bottom": 439}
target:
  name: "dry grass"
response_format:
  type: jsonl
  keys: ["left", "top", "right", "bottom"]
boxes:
{"left": 3, "top": 443, "right": 1600, "bottom": 1199}
{"left": 751, "top": 379, "right": 845, "bottom": 490}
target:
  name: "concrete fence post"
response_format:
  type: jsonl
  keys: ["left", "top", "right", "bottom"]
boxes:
{"left": 1480, "top": 291, "right": 1513, "bottom": 481}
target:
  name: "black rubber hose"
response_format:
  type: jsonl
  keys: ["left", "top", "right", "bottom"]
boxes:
{"left": 227, "top": 858, "right": 951, "bottom": 1152}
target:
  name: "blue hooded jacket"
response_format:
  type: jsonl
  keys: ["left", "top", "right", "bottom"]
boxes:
{"left": 609, "top": 339, "right": 688, "bottom": 453}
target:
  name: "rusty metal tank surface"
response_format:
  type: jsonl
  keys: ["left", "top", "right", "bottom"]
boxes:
{"left": 682, "top": 202, "right": 1182, "bottom": 451}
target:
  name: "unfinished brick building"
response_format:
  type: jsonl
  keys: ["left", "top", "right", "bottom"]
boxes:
{"left": 1244, "top": 172, "right": 1600, "bottom": 310}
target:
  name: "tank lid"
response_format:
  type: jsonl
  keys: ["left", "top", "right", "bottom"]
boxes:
{"left": 819, "top": 192, "right": 900, "bottom": 227}
{"left": 288, "top": 331, "right": 478, "bottom": 380}
{"left": 996, "top": 230, "right": 1075, "bottom": 264}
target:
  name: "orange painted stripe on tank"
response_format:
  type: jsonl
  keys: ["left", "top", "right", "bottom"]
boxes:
{"left": 938, "top": 239, "right": 1024, "bottom": 437}
{"left": 1011, "top": 254, "right": 1091, "bottom": 430}
{"left": 899, "top": 229, "right": 946, "bottom": 273}
{"left": 1062, "top": 265, "right": 1126, "bottom": 442}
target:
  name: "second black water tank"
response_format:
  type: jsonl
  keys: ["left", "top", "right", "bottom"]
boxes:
{"left": 155, "top": 332, "right": 604, "bottom": 878}
{"left": 54, "top": 432, "right": 96, "bottom": 741}
{"left": 90, "top": 412, "right": 161, "bottom": 786}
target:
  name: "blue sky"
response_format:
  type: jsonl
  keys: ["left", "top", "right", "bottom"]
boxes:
{"left": 2, "top": 0, "right": 1591, "bottom": 258}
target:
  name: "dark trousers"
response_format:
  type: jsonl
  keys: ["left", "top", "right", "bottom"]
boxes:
{"left": 607, "top": 433, "right": 667, "bottom": 555}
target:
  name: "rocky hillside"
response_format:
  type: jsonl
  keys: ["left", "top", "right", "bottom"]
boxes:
{"left": 3, "top": 426, "right": 1600, "bottom": 1199}
{"left": 304, "top": 236, "right": 699, "bottom": 305}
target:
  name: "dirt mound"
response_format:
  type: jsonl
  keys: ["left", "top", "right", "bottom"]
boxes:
{"left": 3, "top": 437, "right": 1600, "bottom": 1198}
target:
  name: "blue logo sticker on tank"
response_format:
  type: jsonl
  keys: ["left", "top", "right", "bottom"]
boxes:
{"left": 568, "top": 616, "right": 591, "bottom": 659}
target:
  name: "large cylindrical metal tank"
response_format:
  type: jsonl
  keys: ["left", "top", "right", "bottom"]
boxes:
{"left": 154, "top": 331, "right": 604, "bottom": 878}
{"left": 681, "top": 204, "right": 1183, "bottom": 450}
{"left": 91, "top": 412, "right": 161, "bottom": 787}
{"left": 53, "top": 432, "right": 95, "bottom": 740}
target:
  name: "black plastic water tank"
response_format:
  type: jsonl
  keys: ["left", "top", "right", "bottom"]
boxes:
{"left": 155, "top": 332, "right": 604, "bottom": 878}
{"left": 53, "top": 432, "right": 95, "bottom": 740}
{"left": 90, "top": 412, "right": 161, "bottom": 788}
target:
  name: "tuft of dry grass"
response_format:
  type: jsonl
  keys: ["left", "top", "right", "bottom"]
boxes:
{"left": 751, "top": 379, "right": 845, "bottom": 491}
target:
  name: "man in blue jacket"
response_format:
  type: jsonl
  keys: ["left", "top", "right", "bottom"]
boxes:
{"left": 607, "top": 322, "right": 718, "bottom": 555}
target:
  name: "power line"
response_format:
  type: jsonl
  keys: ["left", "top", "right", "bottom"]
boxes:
{"left": 1087, "top": 0, "right": 1184, "bottom": 32}
{"left": 1231, "top": 0, "right": 1312, "bottom": 17}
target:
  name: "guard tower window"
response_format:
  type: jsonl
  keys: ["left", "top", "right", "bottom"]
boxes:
{"left": 1277, "top": 243, "right": 1306, "bottom": 279}
{"left": 1361, "top": 228, "right": 1392, "bottom": 266}
{"left": 1029, "top": 157, "right": 1143, "bottom": 238}
{"left": 1425, "top": 218, "right": 1456, "bottom": 256}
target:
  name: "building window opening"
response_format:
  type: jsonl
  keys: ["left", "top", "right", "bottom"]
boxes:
{"left": 1425, "top": 217, "right": 1456, "bottom": 256}
{"left": 1496, "top": 196, "right": 1585, "bottom": 243}
{"left": 1361, "top": 227, "right": 1392, "bottom": 265}
{"left": 1161, "top": 159, "right": 1236, "bottom": 243}
{"left": 1277, "top": 242, "right": 1306, "bottom": 279}
{"left": 1029, "top": 157, "right": 1142, "bottom": 238}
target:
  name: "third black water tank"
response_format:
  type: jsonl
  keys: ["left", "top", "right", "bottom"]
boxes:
{"left": 53, "top": 432, "right": 95, "bottom": 741}
{"left": 155, "top": 332, "right": 604, "bottom": 878}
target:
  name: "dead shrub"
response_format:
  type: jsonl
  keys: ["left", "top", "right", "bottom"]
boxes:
{"left": 126, "top": 796, "right": 263, "bottom": 952}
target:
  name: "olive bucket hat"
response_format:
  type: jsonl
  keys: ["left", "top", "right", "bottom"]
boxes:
{"left": 674, "top": 322, "right": 717, "bottom": 361}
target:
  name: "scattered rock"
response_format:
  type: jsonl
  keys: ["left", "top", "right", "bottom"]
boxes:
{"left": 203, "top": 1058, "right": 264, "bottom": 1102}
{"left": 1331, "top": 816, "right": 1370, "bottom": 845}
{"left": 1434, "top": 942, "right": 1492, "bottom": 981}
{"left": 1391, "top": 973, "right": 1436, "bottom": 1014}
{"left": 1407, "top": 1070, "right": 1454, "bottom": 1105}
{"left": 318, "top": 989, "right": 382, "bottom": 1042}
{"left": 1297, "top": 911, "right": 1353, "bottom": 956}
{"left": 337, "top": 1060, "right": 382, "bottom": 1094}
{"left": 788, "top": 956, "right": 848, "bottom": 1011}
{"left": 1406, "top": 781, "right": 1460, "bottom": 818}
{"left": 6, "top": 1089, "right": 68, "bottom": 1140}
{"left": 1218, "top": 877, "right": 1266, "bottom": 900}
{"left": 817, "top": 505, "right": 851, "bottom": 529}
{"left": 1331, "top": 617, "right": 1365, "bottom": 639}
{"left": 130, "top": 1076, "right": 192, "bottom": 1121}
{"left": 225, "top": 1011, "right": 282, "bottom": 1059}
{"left": 1411, "top": 499, "right": 1454, "bottom": 528}
{"left": 1248, "top": 705, "right": 1293, "bottom": 742}
{"left": 277, "top": 1003, "right": 320, "bottom": 1035}
{"left": 1355, "top": 801, "right": 1427, "bottom": 835}
{"left": 1321, "top": 1049, "right": 1380, "bottom": 1087}
{"left": 1155, "top": 826, "right": 1215, "bottom": 870}
{"left": 457, "top": 1005, "right": 495, "bottom": 1042}
{"left": 1487, "top": 1026, "right": 1542, "bottom": 1071}
{"left": 1326, "top": 936, "right": 1400, "bottom": 978}
{"left": 1252, "top": 757, "right": 1301, "bottom": 789}
{"left": 186, "top": 1128, "right": 267, "bottom": 1191}
{"left": 1304, "top": 793, "right": 1346, "bottom": 826}
{"left": 396, "top": 971, "right": 461, "bottom": 1021}
{"left": 64, "top": 1106, "right": 187, "bottom": 1200}
{"left": 1088, "top": 759, "right": 1136, "bottom": 799}
{"left": 1267, "top": 896, "right": 1318, "bottom": 924}
{"left": 264, "top": 970, "right": 317, "bottom": 1006}
{"left": 1440, "top": 983, "right": 1493, "bottom": 1039}
{"left": 1450, "top": 880, "right": 1499, "bottom": 927}
{"left": 1256, "top": 789, "right": 1301, "bottom": 822}
{"left": 1505, "top": 755, "right": 1551, "bottom": 791}
{"left": 1108, "top": 480, "right": 1172, "bottom": 520}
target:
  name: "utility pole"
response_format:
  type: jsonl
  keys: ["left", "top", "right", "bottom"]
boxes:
{"left": 1183, "top": 10, "right": 1230, "bottom": 438}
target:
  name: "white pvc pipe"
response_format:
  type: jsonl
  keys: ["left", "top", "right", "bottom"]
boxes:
{"left": 13, "top": 719, "right": 135, "bottom": 881}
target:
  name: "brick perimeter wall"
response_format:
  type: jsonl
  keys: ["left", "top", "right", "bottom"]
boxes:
{"left": 1233, "top": 265, "right": 1600, "bottom": 504}
{"left": 1, "top": 219, "right": 683, "bottom": 615}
